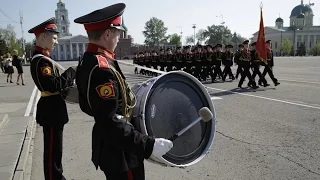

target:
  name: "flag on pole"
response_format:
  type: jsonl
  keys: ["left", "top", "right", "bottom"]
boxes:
{"left": 256, "top": 5, "right": 267, "bottom": 62}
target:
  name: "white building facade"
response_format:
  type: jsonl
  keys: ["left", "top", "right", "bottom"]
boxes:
{"left": 252, "top": 0, "right": 320, "bottom": 55}
{"left": 51, "top": 0, "right": 89, "bottom": 61}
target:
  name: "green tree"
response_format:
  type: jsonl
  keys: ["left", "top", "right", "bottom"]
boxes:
{"left": 196, "top": 29, "right": 206, "bottom": 44}
{"left": 0, "top": 34, "right": 8, "bottom": 56}
{"left": 0, "top": 24, "right": 23, "bottom": 55}
{"left": 25, "top": 41, "right": 35, "bottom": 58}
{"left": 309, "top": 44, "right": 320, "bottom": 56}
{"left": 231, "top": 32, "right": 247, "bottom": 49}
{"left": 290, "top": 45, "right": 295, "bottom": 56}
{"left": 169, "top": 33, "right": 181, "bottom": 46}
{"left": 297, "top": 43, "right": 306, "bottom": 56}
{"left": 280, "top": 38, "right": 293, "bottom": 56}
{"left": 142, "top": 17, "right": 168, "bottom": 48}
{"left": 185, "top": 35, "right": 194, "bottom": 45}
{"left": 200, "top": 25, "right": 232, "bottom": 45}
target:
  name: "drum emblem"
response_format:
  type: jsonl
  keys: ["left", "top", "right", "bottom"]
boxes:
{"left": 151, "top": 104, "right": 156, "bottom": 118}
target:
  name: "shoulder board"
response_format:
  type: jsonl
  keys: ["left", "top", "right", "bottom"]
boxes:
{"left": 96, "top": 55, "right": 110, "bottom": 69}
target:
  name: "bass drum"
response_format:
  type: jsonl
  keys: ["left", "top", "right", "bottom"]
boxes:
{"left": 131, "top": 71, "right": 216, "bottom": 167}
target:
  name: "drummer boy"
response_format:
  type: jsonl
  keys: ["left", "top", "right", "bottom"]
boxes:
{"left": 74, "top": 3, "right": 173, "bottom": 180}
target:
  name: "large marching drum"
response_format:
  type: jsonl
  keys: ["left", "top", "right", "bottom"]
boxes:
{"left": 131, "top": 70, "right": 216, "bottom": 167}
{"left": 58, "top": 59, "right": 216, "bottom": 167}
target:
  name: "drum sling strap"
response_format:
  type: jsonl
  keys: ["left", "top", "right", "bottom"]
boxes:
{"left": 87, "top": 64, "right": 136, "bottom": 120}
{"left": 31, "top": 54, "right": 61, "bottom": 97}
{"left": 109, "top": 65, "right": 136, "bottom": 120}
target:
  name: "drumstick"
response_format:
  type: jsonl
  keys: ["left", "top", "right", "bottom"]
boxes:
{"left": 168, "top": 107, "right": 213, "bottom": 141}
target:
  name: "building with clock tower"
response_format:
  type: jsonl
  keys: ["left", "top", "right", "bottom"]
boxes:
{"left": 55, "top": 0, "right": 72, "bottom": 37}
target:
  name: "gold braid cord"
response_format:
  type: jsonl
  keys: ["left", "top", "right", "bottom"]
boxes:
{"left": 109, "top": 66, "right": 136, "bottom": 120}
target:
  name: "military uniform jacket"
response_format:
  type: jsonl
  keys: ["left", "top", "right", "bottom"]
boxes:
{"left": 76, "top": 43, "right": 155, "bottom": 173}
{"left": 30, "top": 46, "right": 72, "bottom": 126}
{"left": 267, "top": 49, "right": 274, "bottom": 67}
{"left": 250, "top": 50, "right": 261, "bottom": 66}
{"left": 222, "top": 51, "right": 234, "bottom": 66}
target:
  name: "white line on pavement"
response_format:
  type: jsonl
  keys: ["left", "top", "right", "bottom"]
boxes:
{"left": 206, "top": 86, "right": 320, "bottom": 110}
{"left": 211, "top": 96, "right": 223, "bottom": 100}
{"left": 24, "top": 86, "right": 37, "bottom": 117}
{"left": 279, "top": 79, "right": 320, "bottom": 85}
{"left": 32, "top": 90, "right": 41, "bottom": 118}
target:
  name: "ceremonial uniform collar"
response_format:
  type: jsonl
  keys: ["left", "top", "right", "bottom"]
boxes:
{"left": 35, "top": 46, "right": 50, "bottom": 57}
{"left": 87, "top": 43, "right": 115, "bottom": 60}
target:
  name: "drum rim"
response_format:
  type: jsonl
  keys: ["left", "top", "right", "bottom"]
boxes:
{"left": 141, "top": 70, "right": 217, "bottom": 167}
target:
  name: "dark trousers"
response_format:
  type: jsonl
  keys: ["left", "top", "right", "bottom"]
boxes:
{"left": 103, "top": 163, "right": 145, "bottom": 180}
{"left": 251, "top": 64, "right": 268, "bottom": 85}
{"left": 238, "top": 64, "right": 256, "bottom": 88}
{"left": 222, "top": 66, "right": 234, "bottom": 80}
{"left": 43, "top": 126, "right": 65, "bottom": 180}
{"left": 212, "top": 66, "right": 223, "bottom": 81}
{"left": 235, "top": 65, "right": 243, "bottom": 78}
{"left": 260, "top": 66, "right": 278, "bottom": 83}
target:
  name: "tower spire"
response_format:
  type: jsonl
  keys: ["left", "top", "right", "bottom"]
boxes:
{"left": 301, "top": 0, "right": 303, "bottom": 5}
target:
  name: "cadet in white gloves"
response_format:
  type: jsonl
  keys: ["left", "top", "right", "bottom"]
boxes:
{"left": 152, "top": 138, "right": 174, "bottom": 159}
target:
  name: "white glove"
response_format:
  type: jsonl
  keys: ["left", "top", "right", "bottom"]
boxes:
{"left": 151, "top": 138, "right": 173, "bottom": 159}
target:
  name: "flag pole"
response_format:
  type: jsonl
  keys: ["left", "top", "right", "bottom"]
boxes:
{"left": 256, "top": 2, "right": 268, "bottom": 64}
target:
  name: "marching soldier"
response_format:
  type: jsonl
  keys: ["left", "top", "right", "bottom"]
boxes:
{"left": 28, "top": 17, "right": 76, "bottom": 180}
{"left": 250, "top": 42, "right": 269, "bottom": 87}
{"left": 212, "top": 44, "right": 224, "bottom": 82}
{"left": 165, "top": 48, "right": 173, "bottom": 71}
{"left": 194, "top": 45, "right": 203, "bottom": 80}
{"left": 238, "top": 40, "right": 259, "bottom": 89}
{"left": 74, "top": 3, "right": 173, "bottom": 179}
{"left": 174, "top": 46, "right": 184, "bottom": 70}
{"left": 205, "top": 45, "right": 214, "bottom": 82}
{"left": 151, "top": 50, "right": 158, "bottom": 70}
{"left": 184, "top": 45, "right": 193, "bottom": 74}
{"left": 260, "top": 40, "right": 280, "bottom": 86}
{"left": 234, "top": 44, "right": 244, "bottom": 79}
{"left": 138, "top": 52, "right": 145, "bottom": 75}
{"left": 159, "top": 49, "right": 166, "bottom": 71}
{"left": 133, "top": 53, "right": 138, "bottom": 74}
{"left": 222, "top": 45, "right": 235, "bottom": 80}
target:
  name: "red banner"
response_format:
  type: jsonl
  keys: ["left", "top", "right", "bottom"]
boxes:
{"left": 256, "top": 8, "right": 267, "bottom": 62}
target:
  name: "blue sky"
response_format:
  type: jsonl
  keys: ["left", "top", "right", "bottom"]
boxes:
{"left": 0, "top": 0, "right": 319, "bottom": 44}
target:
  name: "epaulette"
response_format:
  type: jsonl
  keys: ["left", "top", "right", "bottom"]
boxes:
{"left": 96, "top": 55, "right": 110, "bottom": 69}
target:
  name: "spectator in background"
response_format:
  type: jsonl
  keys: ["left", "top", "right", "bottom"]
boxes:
{"left": 4, "top": 53, "right": 14, "bottom": 83}
{"left": 12, "top": 50, "right": 25, "bottom": 85}
{"left": 0, "top": 56, "right": 4, "bottom": 73}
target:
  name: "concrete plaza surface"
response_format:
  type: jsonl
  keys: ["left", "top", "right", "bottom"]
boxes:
{"left": 1, "top": 56, "right": 320, "bottom": 180}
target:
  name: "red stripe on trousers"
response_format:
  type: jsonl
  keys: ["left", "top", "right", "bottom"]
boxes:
{"left": 49, "top": 127, "right": 54, "bottom": 180}
{"left": 127, "top": 170, "right": 133, "bottom": 180}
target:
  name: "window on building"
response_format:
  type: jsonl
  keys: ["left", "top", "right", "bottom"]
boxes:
{"left": 60, "top": 45, "right": 63, "bottom": 51}
{"left": 62, "top": 27, "right": 66, "bottom": 33}
{"left": 275, "top": 42, "right": 278, "bottom": 49}
{"left": 61, "top": 15, "right": 65, "bottom": 21}
{"left": 297, "top": 42, "right": 299, "bottom": 48}
{"left": 310, "top": 41, "right": 312, "bottom": 48}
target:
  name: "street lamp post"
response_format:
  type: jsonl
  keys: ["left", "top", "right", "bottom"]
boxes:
{"left": 192, "top": 24, "right": 196, "bottom": 45}
{"left": 216, "top": 15, "right": 225, "bottom": 45}
{"left": 216, "top": 15, "right": 225, "bottom": 25}
{"left": 176, "top": 26, "right": 183, "bottom": 47}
